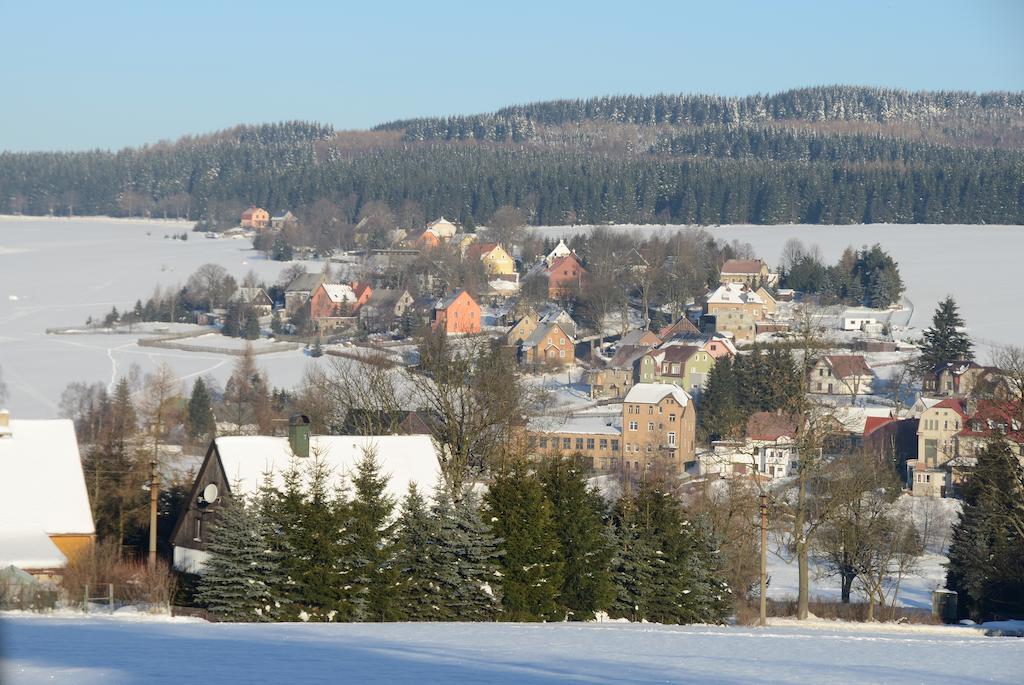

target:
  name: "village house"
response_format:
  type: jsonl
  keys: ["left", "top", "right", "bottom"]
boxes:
{"left": 921, "top": 361, "right": 996, "bottom": 398}
{"left": 702, "top": 412, "right": 798, "bottom": 481}
{"left": 637, "top": 345, "right": 715, "bottom": 396}
{"left": 907, "top": 399, "right": 967, "bottom": 497}
{"left": 808, "top": 355, "right": 876, "bottom": 396}
{"left": 406, "top": 217, "right": 459, "bottom": 250}
{"left": 431, "top": 289, "right": 481, "bottom": 334}
{"left": 704, "top": 283, "right": 775, "bottom": 343}
{"left": 620, "top": 328, "right": 663, "bottom": 348}
{"left": 621, "top": 383, "right": 696, "bottom": 474}
{"left": 543, "top": 239, "right": 572, "bottom": 267}
{"left": 240, "top": 206, "right": 270, "bottom": 229}
{"left": 233, "top": 287, "right": 274, "bottom": 317}
{"left": 506, "top": 309, "right": 540, "bottom": 346}
{"left": 309, "top": 283, "right": 358, "bottom": 328}
{"left": 350, "top": 281, "right": 374, "bottom": 310}
{"left": 529, "top": 415, "right": 622, "bottom": 471}
{"left": 467, "top": 242, "right": 516, "bottom": 277}
{"left": 543, "top": 253, "right": 587, "bottom": 299}
{"left": 520, "top": 321, "right": 575, "bottom": 367}
{"left": 284, "top": 272, "right": 326, "bottom": 312}
{"left": 270, "top": 211, "right": 297, "bottom": 229}
{"left": 171, "top": 417, "right": 441, "bottom": 573}
{"left": 586, "top": 344, "right": 651, "bottom": 399}
{"left": 657, "top": 317, "right": 701, "bottom": 342}
{"left": 359, "top": 288, "right": 414, "bottom": 333}
{"left": 0, "top": 411, "right": 96, "bottom": 580}
{"left": 719, "top": 258, "right": 778, "bottom": 289}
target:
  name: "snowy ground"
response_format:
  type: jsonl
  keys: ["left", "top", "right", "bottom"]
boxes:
{"left": 0, "top": 217, "right": 327, "bottom": 417}
{"left": 535, "top": 223, "right": 1024, "bottom": 353}
{"left": 2, "top": 613, "right": 1022, "bottom": 685}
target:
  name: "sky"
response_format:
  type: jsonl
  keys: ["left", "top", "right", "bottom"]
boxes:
{"left": 1, "top": 0, "right": 1022, "bottom": 151}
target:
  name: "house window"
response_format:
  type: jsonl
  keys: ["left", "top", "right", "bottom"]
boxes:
{"left": 629, "top": 421, "right": 638, "bottom": 431}
{"left": 647, "top": 422, "right": 655, "bottom": 431}
{"left": 576, "top": 438, "right": 584, "bottom": 450}
{"left": 648, "top": 407, "right": 654, "bottom": 415}
{"left": 528, "top": 436, "right": 536, "bottom": 448}
{"left": 611, "top": 440, "right": 619, "bottom": 451}
{"left": 587, "top": 438, "right": 595, "bottom": 450}
{"left": 539, "top": 437, "right": 548, "bottom": 448}
{"left": 668, "top": 432, "right": 677, "bottom": 447}
{"left": 600, "top": 439, "right": 608, "bottom": 450}
{"left": 563, "top": 438, "right": 571, "bottom": 450}
{"left": 559, "top": 349, "right": 566, "bottom": 358}
{"left": 669, "top": 413, "right": 676, "bottom": 422}
{"left": 645, "top": 443, "right": 652, "bottom": 453}
{"left": 560, "top": 338, "right": 566, "bottom": 345}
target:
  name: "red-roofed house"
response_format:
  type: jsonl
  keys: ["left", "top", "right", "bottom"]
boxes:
{"left": 808, "top": 355, "right": 875, "bottom": 396}
{"left": 719, "top": 258, "right": 778, "bottom": 288}
{"left": 350, "top": 281, "right": 374, "bottom": 310}
{"left": 544, "top": 253, "right": 586, "bottom": 299}
{"left": 240, "top": 207, "right": 270, "bottom": 229}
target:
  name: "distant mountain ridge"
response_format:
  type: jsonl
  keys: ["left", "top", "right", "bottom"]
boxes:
{"left": 1, "top": 86, "right": 1022, "bottom": 226}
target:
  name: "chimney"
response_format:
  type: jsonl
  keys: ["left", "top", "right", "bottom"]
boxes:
{"left": 288, "top": 414, "right": 310, "bottom": 458}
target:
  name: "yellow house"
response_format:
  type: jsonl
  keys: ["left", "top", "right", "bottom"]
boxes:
{"left": 0, "top": 412, "right": 96, "bottom": 576}
{"left": 468, "top": 242, "right": 516, "bottom": 276}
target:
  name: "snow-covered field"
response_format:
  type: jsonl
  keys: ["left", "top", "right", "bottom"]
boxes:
{"left": 2, "top": 613, "right": 1021, "bottom": 684}
{"left": 0, "top": 217, "right": 326, "bottom": 417}
{"left": 536, "top": 223, "right": 1024, "bottom": 352}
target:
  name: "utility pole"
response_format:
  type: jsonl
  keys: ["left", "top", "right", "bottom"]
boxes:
{"left": 148, "top": 459, "right": 158, "bottom": 567}
{"left": 759, "top": 492, "right": 768, "bottom": 627}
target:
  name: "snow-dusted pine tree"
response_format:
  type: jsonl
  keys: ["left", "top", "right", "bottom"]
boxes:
{"left": 393, "top": 482, "right": 449, "bottom": 620}
{"left": 196, "top": 488, "right": 272, "bottom": 622}
{"left": 442, "top": 486, "right": 503, "bottom": 621}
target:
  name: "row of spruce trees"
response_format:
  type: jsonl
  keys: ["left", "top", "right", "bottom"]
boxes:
{"left": 196, "top": 453, "right": 731, "bottom": 624}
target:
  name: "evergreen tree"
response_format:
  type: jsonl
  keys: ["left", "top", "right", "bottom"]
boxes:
{"left": 699, "top": 357, "right": 743, "bottom": 440}
{"left": 222, "top": 303, "right": 241, "bottom": 337}
{"left": 242, "top": 309, "right": 261, "bottom": 340}
{"left": 270, "top": 309, "right": 284, "bottom": 335}
{"left": 441, "top": 486, "right": 504, "bottom": 621}
{"left": 272, "top": 233, "right": 294, "bottom": 261}
{"left": 187, "top": 377, "right": 215, "bottom": 439}
{"left": 540, "top": 458, "right": 615, "bottom": 620}
{"left": 485, "top": 462, "right": 563, "bottom": 621}
{"left": 946, "top": 441, "right": 1024, "bottom": 621}
{"left": 196, "top": 490, "right": 275, "bottom": 621}
{"left": 347, "top": 447, "right": 398, "bottom": 621}
{"left": 310, "top": 338, "right": 324, "bottom": 357}
{"left": 393, "top": 483, "right": 449, "bottom": 620}
{"left": 609, "top": 491, "right": 656, "bottom": 621}
{"left": 919, "top": 296, "right": 974, "bottom": 371}
{"left": 250, "top": 471, "right": 288, "bottom": 621}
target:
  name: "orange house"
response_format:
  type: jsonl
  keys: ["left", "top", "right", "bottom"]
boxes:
{"left": 351, "top": 281, "right": 374, "bottom": 309}
{"left": 310, "top": 283, "right": 357, "bottom": 320}
{"left": 545, "top": 253, "right": 586, "bottom": 299}
{"left": 431, "top": 290, "right": 481, "bottom": 334}
{"left": 240, "top": 207, "right": 270, "bottom": 229}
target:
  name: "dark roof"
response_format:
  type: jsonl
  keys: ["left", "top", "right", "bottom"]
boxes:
{"left": 436, "top": 289, "right": 475, "bottom": 310}
{"left": 285, "top": 272, "right": 324, "bottom": 293}
{"left": 606, "top": 344, "right": 650, "bottom": 370}
{"left": 659, "top": 317, "right": 700, "bottom": 340}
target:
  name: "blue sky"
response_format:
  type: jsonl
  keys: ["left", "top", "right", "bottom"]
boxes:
{"left": 1, "top": 0, "right": 1022, "bottom": 151}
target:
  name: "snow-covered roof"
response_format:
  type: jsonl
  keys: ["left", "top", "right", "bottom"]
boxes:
{"left": 0, "top": 419, "right": 95, "bottom": 537}
{"left": 544, "top": 239, "right": 572, "bottom": 265}
{"left": 623, "top": 383, "right": 691, "bottom": 407}
{"left": 707, "top": 283, "right": 764, "bottom": 305}
{"left": 214, "top": 434, "right": 441, "bottom": 503}
{"left": 0, "top": 527, "right": 67, "bottom": 570}
{"left": 529, "top": 415, "right": 621, "bottom": 436}
{"left": 321, "top": 283, "right": 356, "bottom": 304}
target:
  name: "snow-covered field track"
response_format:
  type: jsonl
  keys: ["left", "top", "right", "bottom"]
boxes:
{"left": 2, "top": 614, "right": 1021, "bottom": 684}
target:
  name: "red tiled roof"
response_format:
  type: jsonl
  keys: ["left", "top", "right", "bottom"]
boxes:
{"left": 721, "top": 259, "right": 765, "bottom": 274}
{"left": 467, "top": 242, "right": 498, "bottom": 260}
{"left": 546, "top": 253, "right": 584, "bottom": 273}
{"left": 932, "top": 398, "right": 968, "bottom": 418}
{"left": 864, "top": 416, "right": 895, "bottom": 436}
{"left": 746, "top": 411, "right": 797, "bottom": 441}
{"left": 824, "top": 355, "right": 873, "bottom": 379}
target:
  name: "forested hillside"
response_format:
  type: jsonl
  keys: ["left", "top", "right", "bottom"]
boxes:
{"left": 1, "top": 86, "right": 1022, "bottom": 226}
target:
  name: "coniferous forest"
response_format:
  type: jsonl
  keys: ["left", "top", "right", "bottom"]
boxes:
{"left": 1, "top": 86, "right": 1022, "bottom": 226}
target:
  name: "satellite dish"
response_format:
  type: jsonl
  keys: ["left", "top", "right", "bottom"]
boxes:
{"left": 202, "top": 483, "right": 219, "bottom": 503}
